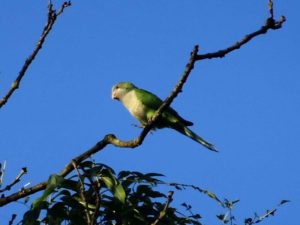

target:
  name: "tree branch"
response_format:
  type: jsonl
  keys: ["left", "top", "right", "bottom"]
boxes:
{"left": 151, "top": 191, "right": 174, "bottom": 225}
{"left": 0, "top": 182, "right": 46, "bottom": 207}
{"left": 196, "top": 1, "right": 285, "bottom": 60}
{"left": 0, "top": 1, "right": 71, "bottom": 109}
{"left": 72, "top": 161, "right": 92, "bottom": 225}
{"left": 0, "top": 1, "right": 285, "bottom": 208}
{"left": 0, "top": 45, "right": 198, "bottom": 207}
{"left": 80, "top": 164, "right": 101, "bottom": 225}
{"left": 0, "top": 167, "right": 27, "bottom": 193}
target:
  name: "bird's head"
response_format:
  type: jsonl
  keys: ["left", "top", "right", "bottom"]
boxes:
{"left": 112, "top": 82, "right": 137, "bottom": 100}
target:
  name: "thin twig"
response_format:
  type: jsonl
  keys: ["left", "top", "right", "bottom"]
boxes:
{"left": 57, "top": 1, "right": 72, "bottom": 16}
{"left": 245, "top": 200, "right": 289, "bottom": 225}
{"left": 0, "top": 167, "right": 27, "bottom": 193}
{"left": 0, "top": 1, "right": 71, "bottom": 109}
{"left": 79, "top": 163, "right": 101, "bottom": 225}
{"left": 0, "top": 161, "right": 6, "bottom": 186}
{"left": 72, "top": 161, "right": 92, "bottom": 225}
{"left": 8, "top": 214, "right": 17, "bottom": 225}
{"left": 166, "top": 181, "right": 225, "bottom": 207}
{"left": 268, "top": 0, "right": 274, "bottom": 18}
{"left": 151, "top": 191, "right": 174, "bottom": 225}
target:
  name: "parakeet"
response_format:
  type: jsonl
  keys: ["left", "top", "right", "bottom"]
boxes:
{"left": 111, "top": 82, "right": 217, "bottom": 152}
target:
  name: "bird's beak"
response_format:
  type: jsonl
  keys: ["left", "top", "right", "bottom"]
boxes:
{"left": 111, "top": 89, "right": 117, "bottom": 100}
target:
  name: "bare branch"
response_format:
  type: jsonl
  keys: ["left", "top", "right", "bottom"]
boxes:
{"left": 0, "top": 2, "right": 71, "bottom": 109}
{"left": 0, "top": 182, "right": 46, "bottom": 206}
{"left": 0, "top": 167, "right": 27, "bottom": 193}
{"left": 57, "top": 1, "right": 72, "bottom": 16}
{"left": 196, "top": 1, "right": 285, "bottom": 60}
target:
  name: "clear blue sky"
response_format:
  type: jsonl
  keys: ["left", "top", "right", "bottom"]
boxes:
{"left": 1, "top": 0, "right": 299, "bottom": 224}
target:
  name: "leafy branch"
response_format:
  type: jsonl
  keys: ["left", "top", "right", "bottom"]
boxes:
{"left": 20, "top": 165, "right": 288, "bottom": 224}
{"left": 244, "top": 200, "right": 290, "bottom": 225}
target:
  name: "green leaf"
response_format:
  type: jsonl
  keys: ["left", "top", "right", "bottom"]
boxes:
{"left": 23, "top": 202, "right": 49, "bottom": 225}
{"left": 79, "top": 160, "right": 94, "bottom": 168}
{"left": 56, "top": 190, "right": 71, "bottom": 197}
{"left": 102, "top": 171, "right": 126, "bottom": 203}
{"left": 46, "top": 202, "right": 67, "bottom": 224}
{"left": 22, "top": 209, "right": 41, "bottom": 225}
{"left": 203, "top": 190, "right": 223, "bottom": 206}
{"left": 244, "top": 218, "right": 253, "bottom": 224}
{"left": 102, "top": 174, "right": 117, "bottom": 190}
{"left": 224, "top": 199, "right": 240, "bottom": 209}
{"left": 144, "top": 172, "right": 164, "bottom": 178}
{"left": 73, "top": 196, "right": 97, "bottom": 210}
{"left": 32, "top": 174, "right": 64, "bottom": 209}
{"left": 181, "top": 202, "right": 191, "bottom": 210}
{"left": 232, "top": 199, "right": 240, "bottom": 205}
{"left": 279, "top": 200, "right": 290, "bottom": 205}
{"left": 118, "top": 170, "right": 132, "bottom": 179}
{"left": 216, "top": 214, "right": 228, "bottom": 224}
{"left": 190, "top": 213, "right": 201, "bottom": 219}
{"left": 61, "top": 179, "right": 79, "bottom": 191}
{"left": 114, "top": 183, "right": 126, "bottom": 204}
{"left": 135, "top": 184, "right": 165, "bottom": 199}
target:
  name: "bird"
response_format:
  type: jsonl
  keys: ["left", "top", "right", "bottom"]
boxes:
{"left": 111, "top": 82, "right": 217, "bottom": 152}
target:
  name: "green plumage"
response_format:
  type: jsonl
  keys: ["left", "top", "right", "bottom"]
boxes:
{"left": 112, "top": 82, "right": 217, "bottom": 152}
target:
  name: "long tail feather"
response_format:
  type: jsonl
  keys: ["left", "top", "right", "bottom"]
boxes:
{"left": 173, "top": 125, "right": 217, "bottom": 152}
{"left": 184, "top": 126, "right": 217, "bottom": 152}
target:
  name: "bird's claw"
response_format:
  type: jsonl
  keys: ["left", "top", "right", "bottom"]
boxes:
{"left": 131, "top": 124, "right": 144, "bottom": 129}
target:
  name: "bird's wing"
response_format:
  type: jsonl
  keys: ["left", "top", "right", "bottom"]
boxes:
{"left": 134, "top": 88, "right": 193, "bottom": 126}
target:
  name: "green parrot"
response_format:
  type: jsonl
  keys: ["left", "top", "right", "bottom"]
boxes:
{"left": 112, "top": 82, "right": 217, "bottom": 152}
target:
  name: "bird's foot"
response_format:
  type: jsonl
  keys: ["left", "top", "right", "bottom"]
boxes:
{"left": 131, "top": 124, "right": 145, "bottom": 129}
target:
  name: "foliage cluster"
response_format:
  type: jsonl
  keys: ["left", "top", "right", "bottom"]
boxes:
{"left": 14, "top": 161, "right": 287, "bottom": 225}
